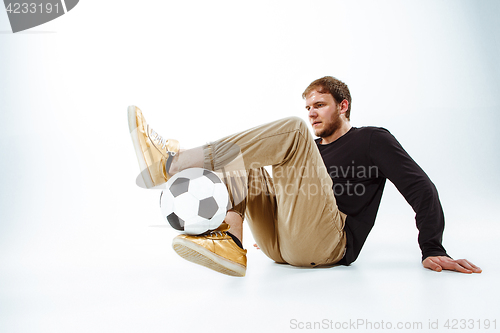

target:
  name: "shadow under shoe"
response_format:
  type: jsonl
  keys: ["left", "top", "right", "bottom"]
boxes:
{"left": 172, "top": 223, "right": 247, "bottom": 277}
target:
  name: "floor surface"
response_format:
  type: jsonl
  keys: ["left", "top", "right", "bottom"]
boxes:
{"left": 1, "top": 184, "right": 497, "bottom": 333}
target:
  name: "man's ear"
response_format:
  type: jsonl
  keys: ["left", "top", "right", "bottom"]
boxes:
{"left": 339, "top": 99, "right": 349, "bottom": 114}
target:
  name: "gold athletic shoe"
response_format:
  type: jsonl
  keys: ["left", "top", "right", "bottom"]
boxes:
{"left": 128, "top": 105, "right": 180, "bottom": 188}
{"left": 172, "top": 223, "right": 247, "bottom": 277}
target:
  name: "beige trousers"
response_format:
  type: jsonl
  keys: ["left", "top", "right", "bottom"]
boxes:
{"left": 204, "top": 117, "right": 346, "bottom": 267}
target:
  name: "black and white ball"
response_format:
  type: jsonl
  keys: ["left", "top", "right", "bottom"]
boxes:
{"left": 160, "top": 168, "right": 229, "bottom": 235}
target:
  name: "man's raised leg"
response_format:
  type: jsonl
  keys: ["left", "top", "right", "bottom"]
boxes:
{"left": 128, "top": 106, "right": 345, "bottom": 275}
{"left": 205, "top": 117, "right": 346, "bottom": 267}
{"left": 128, "top": 105, "right": 248, "bottom": 276}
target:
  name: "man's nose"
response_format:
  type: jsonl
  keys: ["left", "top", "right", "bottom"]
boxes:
{"left": 308, "top": 108, "right": 317, "bottom": 118}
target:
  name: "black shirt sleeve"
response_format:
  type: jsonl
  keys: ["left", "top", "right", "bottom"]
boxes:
{"left": 368, "top": 128, "right": 449, "bottom": 261}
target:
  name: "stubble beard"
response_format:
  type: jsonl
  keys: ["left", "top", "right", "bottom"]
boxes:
{"left": 316, "top": 110, "right": 342, "bottom": 139}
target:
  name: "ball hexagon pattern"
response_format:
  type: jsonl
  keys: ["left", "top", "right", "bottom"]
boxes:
{"left": 160, "top": 168, "right": 229, "bottom": 235}
{"left": 170, "top": 177, "right": 190, "bottom": 197}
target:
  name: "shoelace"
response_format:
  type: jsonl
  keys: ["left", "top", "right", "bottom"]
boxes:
{"left": 148, "top": 124, "right": 176, "bottom": 155}
{"left": 208, "top": 230, "right": 225, "bottom": 237}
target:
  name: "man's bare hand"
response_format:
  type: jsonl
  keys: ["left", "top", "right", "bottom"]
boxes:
{"left": 423, "top": 256, "right": 482, "bottom": 274}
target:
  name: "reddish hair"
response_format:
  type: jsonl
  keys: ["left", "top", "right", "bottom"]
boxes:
{"left": 302, "top": 76, "right": 352, "bottom": 120}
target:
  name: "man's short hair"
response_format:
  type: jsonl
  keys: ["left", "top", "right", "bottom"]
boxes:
{"left": 302, "top": 76, "right": 352, "bottom": 120}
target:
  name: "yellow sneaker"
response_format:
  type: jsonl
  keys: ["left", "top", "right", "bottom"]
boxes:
{"left": 172, "top": 223, "right": 247, "bottom": 277}
{"left": 128, "top": 105, "right": 180, "bottom": 188}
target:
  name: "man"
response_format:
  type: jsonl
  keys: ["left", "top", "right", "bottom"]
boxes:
{"left": 128, "top": 76, "right": 481, "bottom": 277}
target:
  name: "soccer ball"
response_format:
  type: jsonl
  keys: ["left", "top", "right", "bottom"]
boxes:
{"left": 160, "top": 168, "right": 229, "bottom": 235}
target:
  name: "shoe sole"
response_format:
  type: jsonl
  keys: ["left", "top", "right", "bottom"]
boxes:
{"left": 172, "top": 238, "right": 246, "bottom": 277}
{"left": 128, "top": 105, "right": 155, "bottom": 189}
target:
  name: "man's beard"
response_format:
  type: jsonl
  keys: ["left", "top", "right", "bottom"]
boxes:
{"left": 316, "top": 110, "right": 342, "bottom": 139}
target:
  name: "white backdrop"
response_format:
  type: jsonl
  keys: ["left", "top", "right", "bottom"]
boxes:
{"left": 1, "top": 1, "right": 499, "bottom": 332}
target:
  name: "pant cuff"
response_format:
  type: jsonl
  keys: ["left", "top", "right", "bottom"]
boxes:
{"left": 203, "top": 143, "right": 215, "bottom": 171}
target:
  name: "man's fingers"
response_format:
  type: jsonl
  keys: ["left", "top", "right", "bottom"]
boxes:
{"left": 423, "top": 256, "right": 482, "bottom": 274}
{"left": 423, "top": 258, "right": 442, "bottom": 272}
{"left": 437, "top": 258, "right": 477, "bottom": 274}
{"left": 457, "top": 259, "right": 482, "bottom": 273}
{"left": 446, "top": 261, "right": 473, "bottom": 274}
{"left": 431, "top": 257, "right": 471, "bottom": 273}
{"left": 424, "top": 257, "right": 470, "bottom": 273}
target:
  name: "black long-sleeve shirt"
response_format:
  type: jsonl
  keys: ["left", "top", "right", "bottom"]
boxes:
{"left": 315, "top": 126, "right": 448, "bottom": 265}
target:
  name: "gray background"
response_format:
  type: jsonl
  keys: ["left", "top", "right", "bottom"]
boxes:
{"left": 1, "top": 1, "right": 499, "bottom": 332}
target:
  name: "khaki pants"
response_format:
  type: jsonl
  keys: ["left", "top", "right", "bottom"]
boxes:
{"left": 204, "top": 117, "right": 346, "bottom": 267}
